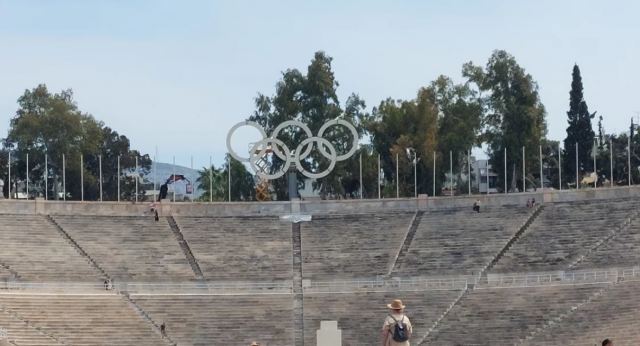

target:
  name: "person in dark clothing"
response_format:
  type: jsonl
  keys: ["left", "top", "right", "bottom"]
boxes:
{"left": 160, "top": 322, "right": 166, "bottom": 337}
{"left": 531, "top": 198, "right": 536, "bottom": 207}
{"left": 154, "top": 209, "right": 159, "bottom": 222}
{"left": 473, "top": 199, "right": 480, "bottom": 213}
{"left": 104, "top": 279, "right": 108, "bottom": 290}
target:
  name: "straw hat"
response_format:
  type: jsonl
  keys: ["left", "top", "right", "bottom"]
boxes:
{"left": 387, "top": 299, "right": 405, "bottom": 310}
{"left": 250, "top": 342, "right": 260, "bottom": 346}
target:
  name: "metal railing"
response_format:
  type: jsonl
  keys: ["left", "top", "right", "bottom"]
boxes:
{"left": 303, "top": 277, "right": 470, "bottom": 294}
{"left": 484, "top": 267, "right": 640, "bottom": 288}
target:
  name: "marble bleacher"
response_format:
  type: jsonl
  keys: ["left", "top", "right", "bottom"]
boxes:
{"left": 131, "top": 294, "right": 295, "bottom": 346}
{"left": 175, "top": 216, "right": 293, "bottom": 281}
{"left": 522, "top": 279, "right": 640, "bottom": 345}
{"left": 394, "top": 206, "right": 532, "bottom": 276}
{"left": 572, "top": 217, "right": 640, "bottom": 270}
{"left": 0, "top": 294, "right": 164, "bottom": 346}
{"left": 301, "top": 212, "right": 415, "bottom": 280}
{"left": 303, "top": 290, "right": 462, "bottom": 346}
{"left": 52, "top": 216, "right": 195, "bottom": 282}
{"left": 492, "top": 199, "right": 636, "bottom": 273}
{"left": 0, "top": 214, "right": 101, "bottom": 282}
{"left": 426, "top": 284, "right": 606, "bottom": 345}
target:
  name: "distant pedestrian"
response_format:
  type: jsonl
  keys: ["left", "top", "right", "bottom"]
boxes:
{"left": 154, "top": 209, "right": 159, "bottom": 222}
{"left": 602, "top": 339, "right": 613, "bottom": 346}
{"left": 160, "top": 322, "right": 166, "bottom": 337}
{"left": 104, "top": 279, "right": 108, "bottom": 290}
{"left": 531, "top": 198, "right": 536, "bottom": 208}
{"left": 382, "top": 299, "right": 412, "bottom": 346}
{"left": 526, "top": 199, "right": 531, "bottom": 208}
{"left": 473, "top": 199, "right": 480, "bottom": 213}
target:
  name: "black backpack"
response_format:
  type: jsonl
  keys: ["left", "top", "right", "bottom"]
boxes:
{"left": 389, "top": 315, "right": 409, "bottom": 342}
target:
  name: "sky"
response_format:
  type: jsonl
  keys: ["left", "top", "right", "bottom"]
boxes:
{"left": 0, "top": 0, "right": 638, "bottom": 168}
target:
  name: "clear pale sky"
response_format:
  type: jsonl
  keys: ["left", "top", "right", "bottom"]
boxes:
{"left": 1, "top": 0, "right": 638, "bottom": 168}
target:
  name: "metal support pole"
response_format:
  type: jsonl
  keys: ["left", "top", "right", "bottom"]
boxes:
{"left": 432, "top": 152, "right": 436, "bottom": 197}
{"left": 173, "top": 156, "right": 176, "bottom": 202}
{"left": 80, "top": 154, "right": 84, "bottom": 201}
{"left": 468, "top": 149, "right": 471, "bottom": 196}
{"left": 593, "top": 139, "right": 597, "bottom": 190}
{"left": 377, "top": 154, "right": 381, "bottom": 199}
{"left": 610, "top": 138, "right": 613, "bottom": 187}
{"left": 449, "top": 151, "right": 453, "bottom": 195}
{"left": 228, "top": 155, "right": 232, "bottom": 202}
{"left": 359, "top": 153, "right": 363, "bottom": 199}
{"left": 62, "top": 154, "right": 66, "bottom": 201}
{"left": 154, "top": 147, "right": 157, "bottom": 202}
{"left": 117, "top": 155, "right": 120, "bottom": 202}
{"left": 504, "top": 147, "right": 507, "bottom": 194}
{"left": 7, "top": 151, "right": 10, "bottom": 200}
{"left": 576, "top": 142, "right": 579, "bottom": 189}
{"left": 559, "top": 143, "right": 562, "bottom": 190}
{"left": 539, "top": 145, "right": 543, "bottom": 190}
{"left": 135, "top": 156, "right": 139, "bottom": 202}
{"left": 26, "top": 153, "right": 29, "bottom": 199}
{"left": 486, "top": 158, "right": 489, "bottom": 195}
{"left": 522, "top": 146, "right": 526, "bottom": 192}
{"left": 628, "top": 136, "right": 631, "bottom": 186}
{"left": 413, "top": 153, "right": 417, "bottom": 198}
{"left": 45, "top": 155, "right": 48, "bottom": 200}
{"left": 209, "top": 155, "right": 213, "bottom": 203}
{"left": 99, "top": 155, "right": 103, "bottom": 201}
{"left": 395, "top": 153, "right": 399, "bottom": 198}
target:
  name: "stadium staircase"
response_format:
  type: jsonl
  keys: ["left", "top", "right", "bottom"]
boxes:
{"left": 0, "top": 304, "right": 65, "bottom": 345}
{"left": 387, "top": 210, "right": 425, "bottom": 276}
{"left": 166, "top": 216, "right": 204, "bottom": 280}
{"left": 120, "top": 292, "right": 177, "bottom": 346}
{"left": 480, "top": 204, "right": 544, "bottom": 279}
{"left": 567, "top": 206, "right": 640, "bottom": 269}
{"left": 291, "top": 223, "right": 305, "bottom": 346}
{"left": 45, "top": 215, "right": 110, "bottom": 281}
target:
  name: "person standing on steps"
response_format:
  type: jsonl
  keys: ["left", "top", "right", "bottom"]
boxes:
{"left": 473, "top": 199, "right": 481, "bottom": 213}
{"left": 160, "top": 322, "right": 166, "bottom": 338}
{"left": 381, "top": 299, "right": 412, "bottom": 346}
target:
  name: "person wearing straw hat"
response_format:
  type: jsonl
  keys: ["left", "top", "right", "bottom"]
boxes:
{"left": 381, "top": 299, "right": 412, "bottom": 346}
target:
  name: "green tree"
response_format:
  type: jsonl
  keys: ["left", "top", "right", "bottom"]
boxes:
{"left": 248, "top": 52, "right": 367, "bottom": 200}
{"left": 4, "top": 84, "right": 150, "bottom": 200}
{"left": 563, "top": 64, "right": 596, "bottom": 186}
{"left": 464, "top": 50, "right": 547, "bottom": 192}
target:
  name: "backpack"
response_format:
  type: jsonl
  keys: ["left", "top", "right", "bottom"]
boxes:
{"left": 389, "top": 315, "right": 409, "bottom": 342}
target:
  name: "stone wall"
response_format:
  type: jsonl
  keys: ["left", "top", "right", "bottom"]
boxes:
{"left": 0, "top": 185, "right": 637, "bottom": 216}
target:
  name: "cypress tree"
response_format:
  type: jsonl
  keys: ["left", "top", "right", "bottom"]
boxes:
{"left": 563, "top": 64, "right": 595, "bottom": 184}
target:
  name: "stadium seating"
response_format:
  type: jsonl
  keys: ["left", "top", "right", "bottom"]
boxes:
{"left": 0, "top": 305, "right": 62, "bottom": 345}
{"left": 572, "top": 217, "right": 640, "bottom": 270}
{"left": 303, "top": 290, "right": 462, "bottom": 346}
{"left": 425, "top": 284, "right": 607, "bottom": 345}
{"left": 523, "top": 279, "right": 640, "bottom": 345}
{"left": 0, "top": 214, "right": 101, "bottom": 281}
{"left": 0, "top": 293, "right": 164, "bottom": 345}
{"left": 175, "top": 216, "right": 293, "bottom": 281}
{"left": 131, "top": 294, "right": 295, "bottom": 346}
{"left": 492, "top": 199, "right": 636, "bottom": 273}
{"left": 52, "top": 216, "right": 195, "bottom": 282}
{"left": 300, "top": 212, "right": 415, "bottom": 280}
{"left": 394, "top": 206, "right": 532, "bottom": 276}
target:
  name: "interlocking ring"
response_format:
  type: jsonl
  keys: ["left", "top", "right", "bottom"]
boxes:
{"left": 227, "top": 119, "right": 358, "bottom": 179}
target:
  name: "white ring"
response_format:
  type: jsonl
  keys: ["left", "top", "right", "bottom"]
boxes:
{"left": 294, "top": 137, "right": 337, "bottom": 179}
{"left": 270, "top": 120, "right": 314, "bottom": 160}
{"left": 227, "top": 121, "right": 268, "bottom": 162}
{"left": 317, "top": 118, "right": 359, "bottom": 161}
{"left": 249, "top": 138, "right": 292, "bottom": 180}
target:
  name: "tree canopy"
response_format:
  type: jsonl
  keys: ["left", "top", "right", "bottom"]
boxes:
{"left": 3, "top": 84, "right": 151, "bottom": 200}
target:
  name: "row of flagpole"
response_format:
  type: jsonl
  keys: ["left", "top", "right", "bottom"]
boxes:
{"left": 367, "top": 140, "right": 632, "bottom": 199}
{"left": 3, "top": 139, "right": 634, "bottom": 201}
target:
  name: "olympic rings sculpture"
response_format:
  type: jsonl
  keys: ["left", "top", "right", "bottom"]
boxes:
{"left": 226, "top": 119, "right": 359, "bottom": 180}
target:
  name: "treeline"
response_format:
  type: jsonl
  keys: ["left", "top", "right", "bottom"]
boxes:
{"left": 230, "top": 50, "right": 638, "bottom": 200}
{"left": 2, "top": 85, "right": 150, "bottom": 200}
